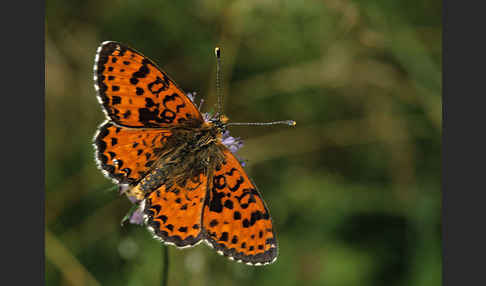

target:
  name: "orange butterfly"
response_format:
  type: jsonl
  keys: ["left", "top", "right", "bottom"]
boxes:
{"left": 93, "top": 41, "right": 294, "bottom": 265}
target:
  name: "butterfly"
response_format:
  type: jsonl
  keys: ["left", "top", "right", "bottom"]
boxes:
{"left": 93, "top": 41, "right": 294, "bottom": 265}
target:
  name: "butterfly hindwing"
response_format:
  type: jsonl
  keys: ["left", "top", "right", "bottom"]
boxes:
{"left": 94, "top": 41, "right": 203, "bottom": 128}
{"left": 143, "top": 173, "right": 207, "bottom": 247}
{"left": 94, "top": 121, "right": 172, "bottom": 184}
{"left": 203, "top": 148, "right": 278, "bottom": 265}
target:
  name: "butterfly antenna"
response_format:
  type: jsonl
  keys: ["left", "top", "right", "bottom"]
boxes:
{"left": 227, "top": 120, "right": 296, "bottom": 127}
{"left": 214, "top": 47, "right": 296, "bottom": 129}
{"left": 215, "top": 47, "right": 223, "bottom": 115}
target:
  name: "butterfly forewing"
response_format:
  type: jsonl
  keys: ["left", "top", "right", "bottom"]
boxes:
{"left": 94, "top": 41, "right": 203, "bottom": 128}
{"left": 93, "top": 41, "right": 204, "bottom": 185}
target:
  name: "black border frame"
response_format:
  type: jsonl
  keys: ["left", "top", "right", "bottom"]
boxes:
{"left": 443, "top": 1, "right": 486, "bottom": 285}
{"left": 4, "top": 0, "right": 44, "bottom": 284}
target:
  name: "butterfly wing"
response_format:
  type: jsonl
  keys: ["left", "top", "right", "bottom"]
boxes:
{"left": 94, "top": 41, "right": 203, "bottom": 128}
{"left": 93, "top": 41, "right": 204, "bottom": 184}
{"left": 203, "top": 148, "right": 278, "bottom": 265}
{"left": 94, "top": 121, "right": 173, "bottom": 184}
{"left": 143, "top": 173, "right": 207, "bottom": 247}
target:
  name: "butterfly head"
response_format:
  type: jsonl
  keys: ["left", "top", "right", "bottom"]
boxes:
{"left": 208, "top": 113, "right": 229, "bottom": 133}
{"left": 219, "top": 114, "right": 229, "bottom": 124}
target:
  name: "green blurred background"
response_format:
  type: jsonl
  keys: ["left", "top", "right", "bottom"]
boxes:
{"left": 45, "top": 0, "right": 441, "bottom": 285}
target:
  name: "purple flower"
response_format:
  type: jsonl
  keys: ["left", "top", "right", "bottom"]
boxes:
{"left": 186, "top": 92, "right": 196, "bottom": 103}
{"left": 221, "top": 130, "right": 243, "bottom": 154}
{"left": 128, "top": 205, "right": 145, "bottom": 225}
{"left": 202, "top": 112, "right": 212, "bottom": 122}
{"left": 220, "top": 130, "right": 246, "bottom": 166}
{"left": 119, "top": 185, "right": 145, "bottom": 225}
{"left": 120, "top": 200, "right": 145, "bottom": 226}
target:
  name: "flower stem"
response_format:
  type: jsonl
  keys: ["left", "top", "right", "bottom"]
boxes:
{"left": 162, "top": 244, "right": 169, "bottom": 286}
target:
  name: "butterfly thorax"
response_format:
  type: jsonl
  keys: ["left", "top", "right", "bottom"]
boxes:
{"left": 129, "top": 121, "right": 226, "bottom": 200}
